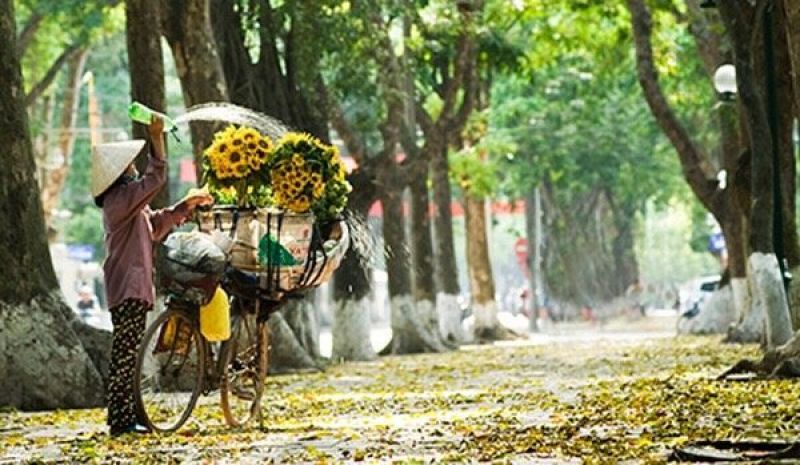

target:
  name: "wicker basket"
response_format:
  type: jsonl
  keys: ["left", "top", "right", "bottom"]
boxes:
{"left": 196, "top": 207, "right": 314, "bottom": 272}
{"left": 197, "top": 206, "right": 348, "bottom": 297}
{"left": 295, "top": 220, "right": 349, "bottom": 289}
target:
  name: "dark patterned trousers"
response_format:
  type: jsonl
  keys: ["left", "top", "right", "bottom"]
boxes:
{"left": 107, "top": 299, "right": 150, "bottom": 432}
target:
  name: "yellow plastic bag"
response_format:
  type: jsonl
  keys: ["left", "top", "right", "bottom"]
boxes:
{"left": 156, "top": 315, "right": 192, "bottom": 355}
{"left": 200, "top": 286, "right": 231, "bottom": 342}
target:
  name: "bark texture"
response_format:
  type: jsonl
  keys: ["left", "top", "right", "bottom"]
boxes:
{"left": 429, "top": 139, "right": 461, "bottom": 296}
{"left": 716, "top": 1, "right": 794, "bottom": 349}
{"left": 0, "top": 0, "right": 109, "bottom": 409}
{"left": 784, "top": 0, "right": 800, "bottom": 116}
{"left": 465, "top": 196, "right": 496, "bottom": 339}
{"left": 381, "top": 168, "right": 448, "bottom": 354}
{"left": 162, "top": 0, "right": 228, "bottom": 179}
{"left": 409, "top": 172, "right": 436, "bottom": 304}
{"left": 126, "top": 0, "right": 169, "bottom": 207}
{"left": 413, "top": 0, "right": 483, "bottom": 300}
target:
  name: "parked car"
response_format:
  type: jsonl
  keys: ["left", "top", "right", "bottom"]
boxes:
{"left": 677, "top": 275, "right": 720, "bottom": 330}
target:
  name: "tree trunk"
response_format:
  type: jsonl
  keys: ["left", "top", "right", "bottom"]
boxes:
{"left": 162, "top": 0, "right": 229, "bottom": 180}
{"left": 409, "top": 170, "right": 447, "bottom": 345}
{"left": 465, "top": 194, "right": 511, "bottom": 342}
{"left": 331, "top": 170, "right": 377, "bottom": 362}
{"left": 409, "top": 172, "right": 436, "bottom": 304}
{"left": 0, "top": 0, "right": 109, "bottom": 409}
{"left": 267, "top": 308, "right": 319, "bottom": 374}
{"left": 267, "top": 293, "right": 322, "bottom": 373}
{"left": 210, "top": 0, "right": 258, "bottom": 108}
{"left": 609, "top": 198, "right": 639, "bottom": 297}
{"left": 782, "top": 0, "right": 800, "bottom": 118}
{"left": 382, "top": 179, "right": 447, "bottom": 354}
{"left": 429, "top": 140, "right": 466, "bottom": 343}
{"left": 41, "top": 48, "right": 88, "bottom": 229}
{"left": 126, "top": 0, "right": 169, "bottom": 207}
{"left": 717, "top": 1, "right": 793, "bottom": 349}
{"left": 31, "top": 94, "right": 54, "bottom": 202}
{"left": 773, "top": 2, "right": 800, "bottom": 271}
{"left": 540, "top": 185, "right": 619, "bottom": 306}
{"left": 430, "top": 140, "right": 460, "bottom": 296}
{"left": 629, "top": 0, "right": 786, "bottom": 345}
{"left": 524, "top": 188, "right": 542, "bottom": 332}
{"left": 331, "top": 242, "right": 376, "bottom": 361}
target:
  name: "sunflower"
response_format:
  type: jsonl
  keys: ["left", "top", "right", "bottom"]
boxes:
{"left": 312, "top": 183, "right": 324, "bottom": 199}
{"left": 240, "top": 127, "right": 260, "bottom": 142}
{"left": 202, "top": 125, "right": 274, "bottom": 206}
{"left": 288, "top": 194, "right": 311, "bottom": 213}
{"left": 266, "top": 131, "right": 351, "bottom": 219}
{"left": 291, "top": 153, "right": 306, "bottom": 167}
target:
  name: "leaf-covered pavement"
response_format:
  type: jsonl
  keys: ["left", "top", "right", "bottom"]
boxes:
{"left": 2, "top": 324, "right": 798, "bottom": 464}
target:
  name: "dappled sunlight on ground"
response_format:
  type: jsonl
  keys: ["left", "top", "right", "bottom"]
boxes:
{"left": 2, "top": 319, "right": 796, "bottom": 463}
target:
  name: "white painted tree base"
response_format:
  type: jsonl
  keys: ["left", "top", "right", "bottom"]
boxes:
{"left": 730, "top": 277, "right": 750, "bottom": 323}
{"left": 390, "top": 295, "right": 449, "bottom": 354}
{"left": 472, "top": 300, "right": 518, "bottom": 342}
{"left": 473, "top": 300, "right": 500, "bottom": 331}
{"left": 749, "top": 252, "right": 793, "bottom": 348}
{"left": 437, "top": 293, "right": 465, "bottom": 344}
{"left": 677, "top": 285, "right": 736, "bottom": 335}
{"left": 332, "top": 298, "right": 376, "bottom": 362}
{"left": 0, "top": 291, "right": 106, "bottom": 408}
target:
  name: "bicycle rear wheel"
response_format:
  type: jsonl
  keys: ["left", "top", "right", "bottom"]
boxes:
{"left": 134, "top": 307, "right": 205, "bottom": 433}
{"left": 220, "top": 308, "right": 269, "bottom": 427}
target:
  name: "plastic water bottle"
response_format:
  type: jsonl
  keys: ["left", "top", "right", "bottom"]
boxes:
{"left": 128, "top": 102, "right": 178, "bottom": 132}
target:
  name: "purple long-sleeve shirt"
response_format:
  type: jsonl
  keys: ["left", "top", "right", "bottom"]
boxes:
{"left": 102, "top": 155, "right": 190, "bottom": 309}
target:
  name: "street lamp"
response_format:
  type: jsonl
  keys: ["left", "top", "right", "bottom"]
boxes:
{"left": 713, "top": 64, "right": 737, "bottom": 102}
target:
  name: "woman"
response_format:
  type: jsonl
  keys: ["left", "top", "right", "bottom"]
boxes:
{"left": 92, "top": 117, "right": 212, "bottom": 436}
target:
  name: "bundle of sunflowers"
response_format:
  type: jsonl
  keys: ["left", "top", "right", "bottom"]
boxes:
{"left": 196, "top": 126, "right": 350, "bottom": 293}
{"left": 202, "top": 127, "right": 350, "bottom": 222}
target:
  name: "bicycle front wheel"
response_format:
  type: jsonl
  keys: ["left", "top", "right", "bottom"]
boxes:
{"left": 220, "top": 310, "right": 269, "bottom": 427}
{"left": 134, "top": 307, "right": 205, "bottom": 433}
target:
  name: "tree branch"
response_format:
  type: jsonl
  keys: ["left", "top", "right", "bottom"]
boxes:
{"left": 329, "top": 99, "right": 367, "bottom": 167}
{"left": 24, "top": 43, "right": 81, "bottom": 107}
{"left": 440, "top": 33, "right": 470, "bottom": 118}
{"left": 627, "top": 0, "right": 720, "bottom": 211}
{"left": 451, "top": 40, "right": 479, "bottom": 133}
{"left": 17, "top": 11, "right": 44, "bottom": 55}
{"left": 415, "top": 101, "right": 436, "bottom": 137}
{"left": 685, "top": 0, "right": 729, "bottom": 77}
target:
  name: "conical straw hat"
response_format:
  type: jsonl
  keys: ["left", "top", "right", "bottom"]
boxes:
{"left": 91, "top": 140, "right": 146, "bottom": 198}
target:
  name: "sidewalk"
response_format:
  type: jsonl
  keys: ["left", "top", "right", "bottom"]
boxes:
{"left": 3, "top": 314, "right": 786, "bottom": 464}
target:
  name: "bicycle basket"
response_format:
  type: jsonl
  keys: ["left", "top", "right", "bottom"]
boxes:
{"left": 196, "top": 206, "right": 314, "bottom": 273}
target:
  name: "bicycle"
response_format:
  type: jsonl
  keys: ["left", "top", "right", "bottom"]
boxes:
{"left": 134, "top": 209, "right": 349, "bottom": 433}
{"left": 133, "top": 273, "right": 276, "bottom": 432}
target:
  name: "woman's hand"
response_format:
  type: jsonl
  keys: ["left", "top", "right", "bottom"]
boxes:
{"left": 149, "top": 116, "right": 166, "bottom": 160}
{"left": 184, "top": 192, "right": 214, "bottom": 211}
{"left": 148, "top": 116, "right": 164, "bottom": 138}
